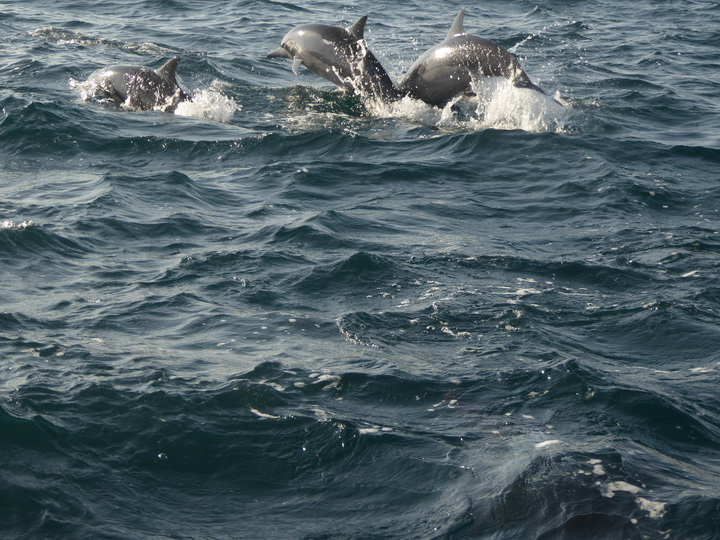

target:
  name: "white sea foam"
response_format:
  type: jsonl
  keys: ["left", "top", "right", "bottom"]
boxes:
{"left": 249, "top": 408, "right": 279, "bottom": 420}
{"left": 70, "top": 77, "right": 105, "bottom": 103}
{"left": 602, "top": 482, "right": 667, "bottom": 519}
{"left": 174, "top": 84, "right": 239, "bottom": 123}
{"left": 591, "top": 462, "right": 607, "bottom": 476}
{"left": 364, "top": 76, "right": 567, "bottom": 133}
{"left": 1, "top": 220, "right": 35, "bottom": 229}
{"left": 637, "top": 497, "right": 667, "bottom": 519}
{"left": 602, "top": 481, "right": 642, "bottom": 498}
{"left": 535, "top": 439, "right": 562, "bottom": 448}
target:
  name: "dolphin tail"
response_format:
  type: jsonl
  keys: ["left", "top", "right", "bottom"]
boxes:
{"left": 514, "top": 79, "right": 563, "bottom": 105}
{"left": 267, "top": 47, "right": 293, "bottom": 59}
{"left": 525, "top": 81, "right": 546, "bottom": 95}
{"left": 158, "top": 56, "right": 181, "bottom": 81}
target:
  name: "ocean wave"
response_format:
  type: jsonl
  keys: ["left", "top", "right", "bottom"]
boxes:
{"left": 3, "top": 358, "right": 717, "bottom": 537}
{"left": 28, "top": 26, "right": 180, "bottom": 56}
{"left": 0, "top": 368, "right": 474, "bottom": 536}
{"left": 0, "top": 221, "right": 89, "bottom": 260}
{"left": 2, "top": 1, "right": 720, "bottom": 538}
{"left": 291, "top": 251, "right": 409, "bottom": 295}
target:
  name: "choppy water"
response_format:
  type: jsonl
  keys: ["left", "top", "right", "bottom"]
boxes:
{"left": 2, "top": 0, "right": 720, "bottom": 538}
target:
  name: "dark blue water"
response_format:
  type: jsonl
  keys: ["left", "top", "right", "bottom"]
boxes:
{"left": 2, "top": 0, "right": 720, "bottom": 538}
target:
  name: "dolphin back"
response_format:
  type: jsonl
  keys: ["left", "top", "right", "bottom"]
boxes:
{"left": 399, "top": 10, "right": 549, "bottom": 106}
{"left": 267, "top": 11, "right": 549, "bottom": 107}
{"left": 91, "top": 57, "right": 190, "bottom": 112}
{"left": 267, "top": 17, "right": 399, "bottom": 102}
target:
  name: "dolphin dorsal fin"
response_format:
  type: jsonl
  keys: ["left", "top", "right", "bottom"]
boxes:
{"left": 158, "top": 57, "right": 181, "bottom": 80}
{"left": 347, "top": 15, "right": 368, "bottom": 40}
{"left": 447, "top": 8, "right": 466, "bottom": 38}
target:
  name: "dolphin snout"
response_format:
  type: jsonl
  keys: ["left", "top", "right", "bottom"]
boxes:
{"left": 267, "top": 47, "right": 292, "bottom": 59}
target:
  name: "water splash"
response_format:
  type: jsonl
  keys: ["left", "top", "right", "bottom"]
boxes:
{"left": 365, "top": 77, "right": 568, "bottom": 133}
{"left": 468, "top": 77, "right": 568, "bottom": 132}
{"left": 174, "top": 83, "right": 239, "bottom": 123}
{"left": 72, "top": 77, "right": 238, "bottom": 122}
{"left": 71, "top": 76, "right": 113, "bottom": 106}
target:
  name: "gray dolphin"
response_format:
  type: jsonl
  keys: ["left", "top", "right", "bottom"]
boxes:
{"left": 89, "top": 57, "right": 190, "bottom": 112}
{"left": 267, "top": 16, "right": 399, "bottom": 102}
{"left": 399, "top": 9, "right": 549, "bottom": 107}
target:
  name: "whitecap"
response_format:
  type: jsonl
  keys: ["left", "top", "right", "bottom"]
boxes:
{"left": 249, "top": 408, "right": 279, "bottom": 420}
{"left": 602, "top": 481, "right": 642, "bottom": 498}
{"left": 1, "top": 220, "right": 35, "bottom": 229}
{"left": 535, "top": 439, "right": 562, "bottom": 448}
{"left": 637, "top": 497, "right": 667, "bottom": 519}
{"left": 174, "top": 83, "right": 239, "bottom": 123}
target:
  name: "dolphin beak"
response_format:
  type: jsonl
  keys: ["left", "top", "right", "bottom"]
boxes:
{"left": 267, "top": 47, "right": 292, "bottom": 59}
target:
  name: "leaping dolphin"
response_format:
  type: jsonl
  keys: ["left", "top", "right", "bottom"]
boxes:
{"left": 267, "top": 16, "right": 399, "bottom": 102}
{"left": 398, "top": 9, "right": 549, "bottom": 107}
{"left": 89, "top": 57, "right": 191, "bottom": 112}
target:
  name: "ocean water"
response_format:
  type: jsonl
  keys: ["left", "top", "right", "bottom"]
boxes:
{"left": 2, "top": 0, "right": 720, "bottom": 538}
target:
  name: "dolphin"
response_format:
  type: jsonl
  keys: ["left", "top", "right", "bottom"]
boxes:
{"left": 267, "top": 16, "right": 399, "bottom": 102}
{"left": 89, "top": 57, "right": 191, "bottom": 112}
{"left": 398, "top": 9, "right": 549, "bottom": 107}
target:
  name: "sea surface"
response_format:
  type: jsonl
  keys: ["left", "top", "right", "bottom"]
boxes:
{"left": 2, "top": 0, "right": 720, "bottom": 538}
